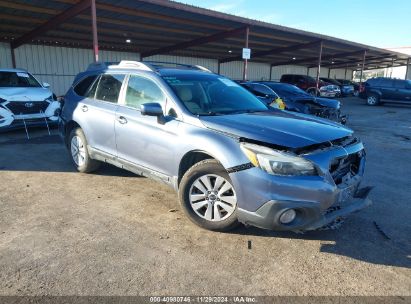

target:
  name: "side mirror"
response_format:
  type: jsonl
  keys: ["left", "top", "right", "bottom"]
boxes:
{"left": 140, "top": 103, "right": 163, "bottom": 116}
{"left": 43, "top": 82, "right": 50, "bottom": 88}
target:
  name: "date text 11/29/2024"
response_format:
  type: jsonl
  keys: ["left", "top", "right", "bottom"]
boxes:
{"left": 149, "top": 296, "right": 257, "bottom": 303}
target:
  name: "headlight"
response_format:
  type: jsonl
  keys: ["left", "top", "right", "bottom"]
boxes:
{"left": 240, "top": 142, "right": 317, "bottom": 176}
{"left": 45, "top": 95, "right": 54, "bottom": 102}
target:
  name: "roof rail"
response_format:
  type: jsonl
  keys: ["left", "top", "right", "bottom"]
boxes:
{"left": 117, "top": 60, "right": 153, "bottom": 71}
{"left": 86, "top": 61, "right": 153, "bottom": 72}
{"left": 142, "top": 61, "right": 212, "bottom": 73}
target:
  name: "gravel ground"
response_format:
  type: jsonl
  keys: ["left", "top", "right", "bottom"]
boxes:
{"left": 0, "top": 97, "right": 410, "bottom": 296}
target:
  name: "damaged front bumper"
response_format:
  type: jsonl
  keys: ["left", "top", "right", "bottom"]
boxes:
{"left": 237, "top": 186, "right": 372, "bottom": 232}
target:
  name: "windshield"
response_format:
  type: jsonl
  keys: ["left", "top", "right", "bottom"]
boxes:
{"left": 264, "top": 83, "right": 308, "bottom": 97}
{"left": 321, "top": 78, "right": 341, "bottom": 85}
{"left": 0, "top": 71, "right": 41, "bottom": 88}
{"left": 162, "top": 74, "right": 268, "bottom": 115}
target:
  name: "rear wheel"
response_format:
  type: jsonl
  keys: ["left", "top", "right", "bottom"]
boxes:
{"left": 366, "top": 94, "right": 379, "bottom": 106}
{"left": 68, "top": 128, "right": 100, "bottom": 173}
{"left": 179, "top": 159, "right": 239, "bottom": 231}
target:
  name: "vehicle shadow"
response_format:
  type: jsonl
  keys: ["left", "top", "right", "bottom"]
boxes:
{"left": 230, "top": 220, "right": 411, "bottom": 269}
{"left": 0, "top": 132, "right": 139, "bottom": 178}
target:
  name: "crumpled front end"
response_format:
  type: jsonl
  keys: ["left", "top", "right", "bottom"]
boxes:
{"left": 231, "top": 136, "right": 372, "bottom": 232}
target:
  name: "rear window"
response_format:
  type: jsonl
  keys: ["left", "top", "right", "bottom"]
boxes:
{"left": 0, "top": 71, "right": 41, "bottom": 88}
{"left": 73, "top": 75, "right": 98, "bottom": 96}
{"left": 95, "top": 74, "right": 125, "bottom": 103}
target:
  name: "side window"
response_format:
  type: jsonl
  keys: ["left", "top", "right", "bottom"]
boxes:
{"left": 394, "top": 80, "right": 406, "bottom": 89}
{"left": 95, "top": 74, "right": 125, "bottom": 103}
{"left": 380, "top": 78, "right": 394, "bottom": 87}
{"left": 73, "top": 75, "right": 98, "bottom": 96}
{"left": 125, "top": 75, "right": 165, "bottom": 109}
{"left": 252, "top": 84, "right": 274, "bottom": 96}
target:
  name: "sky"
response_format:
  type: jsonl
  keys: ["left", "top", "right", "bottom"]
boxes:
{"left": 175, "top": 0, "right": 411, "bottom": 48}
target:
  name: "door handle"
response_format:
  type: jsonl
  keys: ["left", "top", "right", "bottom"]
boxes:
{"left": 117, "top": 116, "right": 127, "bottom": 124}
{"left": 81, "top": 105, "right": 88, "bottom": 112}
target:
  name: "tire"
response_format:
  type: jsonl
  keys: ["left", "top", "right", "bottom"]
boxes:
{"left": 366, "top": 94, "right": 380, "bottom": 106}
{"left": 179, "top": 159, "right": 240, "bottom": 231}
{"left": 68, "top": 127, "right": 100, "bottom": 173}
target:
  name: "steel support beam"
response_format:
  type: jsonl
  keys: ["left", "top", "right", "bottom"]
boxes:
{"left": 359, "top": 50, "right": 367, "bottom": 84}
{"left": 323, "top": 55, "right": 397, "bottom": 69}
{"left": 140, "top": 27, "right": 246, "bottom": 58}
{"left": 405, "top": 58, "right": 410, "bottom": 80}
{"left": 11, "top": 0, "right": 91, "bottom": 49}
{"left": 390, "top": 57, "right": 395, "bottom": 78}
{"left": 243, "top": 26, "right": 249, "bottom": 81}
{"left": 10, "top": 43, "right": 16, "bottom": 68}
{"left": 221, "top": 40, "right": 321, "bottom": 64}
{"left": 344, "top": 67, "right": 347, "bottom": 80}
{"left": 271, "top": 49, "right": 366, "bottom": 67}
{"left": 91, "top": 0, "right": 99, "bottom": 62}
{"left": 217, "top": 60, "right": 221, "bottom": 74}
{"left": 315, "top": 41, "right": 323, "bottom": 93}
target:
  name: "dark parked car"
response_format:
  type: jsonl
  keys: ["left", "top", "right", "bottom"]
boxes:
{"left": 243, "top": 81, "right": 346, "bottom": 123}
{"left": 320, "top": 77, "right": 354, "bottom": 96}
{"left": 239, "top": 82, "right": 285, "bottom": 109}
{"left": 337, "top": 79, "right": 360, "bottom": 96}
{"left": 364, "top": 77, "right": 411, "bottom": 106}
{"left": 280, "top": 74, "right": 340, "bottom": 97}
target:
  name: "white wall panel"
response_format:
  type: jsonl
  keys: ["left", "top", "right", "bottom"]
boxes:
{"left": 270, "top": 65, "right": 308, "bottom": 81}
{"left": 220, "top": 61, "right": 271, "bottom": 81}
{"left": 308, "top": 67, "right": 329, "bottom": 78}
{"left": 0, "top": 42, "right": 13, "bottom": 68}
{"left": 144, "top": 55, "right": 219, "bottom": 73}
{"left": 329, "top": 68, "right": 353, "bottom": 80}
{"left": 11, "top": 44, "right": 139, "bottom": 95}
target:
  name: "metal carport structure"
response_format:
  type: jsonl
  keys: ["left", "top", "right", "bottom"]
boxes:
{"left": 0, "top": 0, "right": 410, "bottom": 85}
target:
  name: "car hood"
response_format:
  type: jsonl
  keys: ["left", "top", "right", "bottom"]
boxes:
{"left": 312, "top": 97, "right": 340, "bottom": 109}
{"left": 288, "top": 95, "right": 340, "bottom": 109}
{"left": 0, "top": 87, "right": 52, "bottom": 102}
{"left": 200, "top": 110, "right": 352, "bottom": 149}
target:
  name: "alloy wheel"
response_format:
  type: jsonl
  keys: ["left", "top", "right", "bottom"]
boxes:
{"left": 189, "top": 174, "right": 237, "bottom": 222}
{"left": 367, "top": 96, "right": 377, "bottom": 105}
{"left": 70, "top": 135, "right": 86, "bottom": 166}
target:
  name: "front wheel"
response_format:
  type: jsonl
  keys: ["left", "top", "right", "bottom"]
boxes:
{"left": 179, "top": 159, "right": 239, "bottom": 231}
{"left": 366, "top": 94, "right": 380, "bottom": 106}
{"left": 68, "top": 128, "right": 100, "bottom": 173}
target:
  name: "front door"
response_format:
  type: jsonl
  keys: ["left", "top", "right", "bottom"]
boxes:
{"left": 115, "top": 74, "right": 180, "bottom": 180}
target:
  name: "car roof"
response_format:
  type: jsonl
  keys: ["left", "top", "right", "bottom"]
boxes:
{"left": 0, "top": 68, "right": 28, "bottom": 73}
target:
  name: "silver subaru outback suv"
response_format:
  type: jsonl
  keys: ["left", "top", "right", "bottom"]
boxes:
{"left": 59, "top": 61, "right": 372, "bottom": 232}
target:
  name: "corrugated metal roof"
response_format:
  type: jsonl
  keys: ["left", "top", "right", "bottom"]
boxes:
{"left": 0, "top": 0, "right": 409, "bottom": 70}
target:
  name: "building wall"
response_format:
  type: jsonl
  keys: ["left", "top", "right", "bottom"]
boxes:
{"left": 0, "top": 42, "right": 13, "bottom": 68}
{"left": 270, "top": 65, "right": 307, "bottom": 81}
{"left": 0, "top": 43, "right": 139, "bottom": 95}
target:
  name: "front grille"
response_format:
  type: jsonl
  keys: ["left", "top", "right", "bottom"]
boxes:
{"left": 5, "top": 101, "right": 49, "bottom": 115}
{"left": 330, "top": 151, "right": 363, "bottom": 184}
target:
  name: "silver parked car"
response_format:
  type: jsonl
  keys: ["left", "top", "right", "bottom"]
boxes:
{"left": 0, "top": 68, "right": 60, "bottom": 133}
{"left": 60, "top": 61, "right": 372, "bottom": 232}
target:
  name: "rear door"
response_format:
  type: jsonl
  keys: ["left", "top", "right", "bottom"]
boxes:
{"left": 77, "top": 73, "right": 125, "bottom": 157}
{"left": 379, "top": 78, "right": 395, "bottom": 100}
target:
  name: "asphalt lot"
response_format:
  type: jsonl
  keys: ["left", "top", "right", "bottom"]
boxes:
{"left": 0, "top": 97, "right": 410, "bottom": 296}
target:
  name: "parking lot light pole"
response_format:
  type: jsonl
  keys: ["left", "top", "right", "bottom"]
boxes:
{"left": 243, "top": 26, "right": 249, "bottom": 81}
{"left": 359, "top": 50, "right": 367, "bottom": 84}
{"left": 315, "top": 41, "right": 323, "bottom": 94}
{"left": 91, "top": 0, "right": 99, "bottom": 62}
